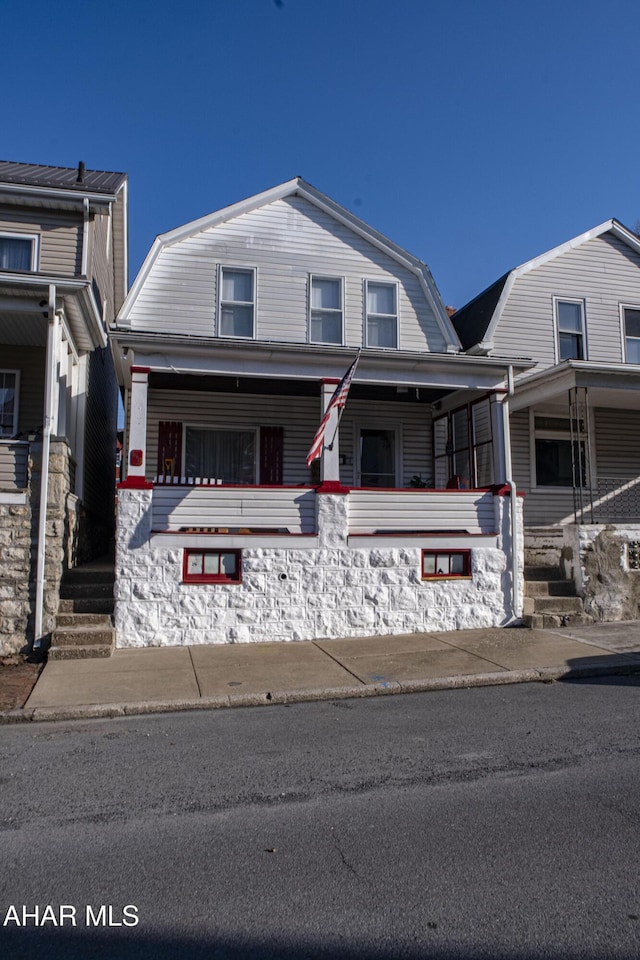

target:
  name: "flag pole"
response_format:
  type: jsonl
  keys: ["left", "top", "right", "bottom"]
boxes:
{"left": 326, "top": 350, "right": 360, "bottom": 451}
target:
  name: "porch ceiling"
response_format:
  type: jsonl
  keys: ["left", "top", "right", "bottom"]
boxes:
{"left": 510, "top": 361, "right": 640, "bottom": 412}
{"left": 148, "top": 371, "right": 448, "bottom": 404}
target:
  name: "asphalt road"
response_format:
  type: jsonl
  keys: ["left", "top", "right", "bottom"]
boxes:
{"left": 1, "top": 677, "right": 640, "bottom": 959}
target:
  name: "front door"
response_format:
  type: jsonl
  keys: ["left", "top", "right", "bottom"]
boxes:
{"left": 358, "top": 427, "right": 396, "bottom": 487}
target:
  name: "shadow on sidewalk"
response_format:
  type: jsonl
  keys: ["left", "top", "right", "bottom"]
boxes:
{"left": 558, "top": 652, "right": 640, "bottom": 686}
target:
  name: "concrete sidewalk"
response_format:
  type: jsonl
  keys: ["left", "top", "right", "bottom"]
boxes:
{"left": 4, "top": 620, "right": 639, "bottom": 723}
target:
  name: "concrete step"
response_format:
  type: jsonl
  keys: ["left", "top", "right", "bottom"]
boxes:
{"left": 49, "top": 643, "right": 114, "bottom": 661}
{"left": 55, "top": 612, "right": 113, "bottom": 628}
{"left": 58, "top": 597, "right": 114, "bottom": 615}
{"left": 64, "top": 566, "right": 115, "bottom": 585}
{"left": 52, "top": 624, "right": 115, "bottom": 647}
{"left": 525, "top": 580, "right": 577, "bottom": 597}
{"left": 524, "top": 565, "right": 566, "bottom": 582}
{"left": 528, "top": 596, "right": 585, "bottom": 615}
{"left": 524, "top": 612, "right": 592, "bottom": 629}
{"left": 59, "top": 581, "right": 114, "bottom": 600}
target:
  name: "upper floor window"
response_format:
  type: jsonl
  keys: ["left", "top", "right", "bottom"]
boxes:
{"left": 622, "top": 306, "right": 640, "bottom": 364}
{"left": 0, "top": 370, "right": 19, "bottom": 437}
{"left": 365, "top": 280, "right": 398, "bottom": 348}
{"left": 555, "top": 299, "right": 586, "bottom": 361}
{"left": 219, "top": 267, "right": 255, "bottom": 339}
{"left": 0, "top": 234, "right": 37, "bottom": 272}
{"left": 309, "top": 276, "right": 343, "bottom": 344}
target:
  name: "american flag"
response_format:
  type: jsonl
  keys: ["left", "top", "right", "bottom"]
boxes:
{"left": 306, "top": 354, "right": 360, "bottom": 467}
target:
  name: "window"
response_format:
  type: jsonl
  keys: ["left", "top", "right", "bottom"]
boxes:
{"left": 309, "top": 276, "right": 343, "bottom": 344}
{"left": 422, "top": 550, "right": 471, "bottom": 580}
{"left": 433, "top": 401, "right": 494, "bottom": 489}
{"left": 0, "top": 234, "right": 36, "bottom": 272}
{"left": 623, "top": 307, "right": 640, "bottom": 363}
{"left": 555, "top": 299, "right": 586, "bottom": 361}
{"left": 0, "top": 370, "right": 19, "bottom": 437}
{"left": 184, "top": 427, "right": 256, "bottom": 484}
{"left": 366, "top": 281, "right": 398, "bottom": 348}
{"left": 183, "top": 549, "right": 241, "bottom": 583}
{"left": 219, "top": 267, "right": 255, "bottom": 338}
{"left": 533, "top": 415, "right": 586, "bottom": 487}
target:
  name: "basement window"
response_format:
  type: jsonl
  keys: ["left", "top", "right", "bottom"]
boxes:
{"left": 183, "top": 549, "right": 242, "bottom": 583}
{"left": 626, "top": 541, "right": 640, "bottom": 571}
{"left": 422, "top": 549, "right": 471, "bottom": 580}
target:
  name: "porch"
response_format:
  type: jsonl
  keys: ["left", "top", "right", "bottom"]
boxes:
{"left": 149, "top": 480, "right": 499, "bottom": 541}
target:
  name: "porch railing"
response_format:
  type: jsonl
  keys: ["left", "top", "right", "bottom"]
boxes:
{"left": 0, "top": 440, "right": 29, "bottom": 490}
{"left": 152, "top": 483, "right": 317, "bottom": 534}
{"left": 348, "top": 488, "right": 497, "bottom": 535}
{"left": 590, "top": 476, "right": 640, "bottom": 523}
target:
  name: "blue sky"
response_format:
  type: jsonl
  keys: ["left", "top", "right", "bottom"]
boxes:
{"left": 5, "top": 0, "right": 640, "bottom": 308}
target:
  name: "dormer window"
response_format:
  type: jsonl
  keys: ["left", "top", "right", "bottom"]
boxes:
{"left": 219, "top": 267, "right": 255, "bottom": 339}
{"left": 0, "top": 234, "right": 37, "bottom": 272}
{"left": 555, "top": 298, "right": 586, "bottom": 361}
{"left": 309, "top": 276, "right": 343, "bottom": 344}
{"left": 366, "top": 280, "right": 398, "bottom": 348}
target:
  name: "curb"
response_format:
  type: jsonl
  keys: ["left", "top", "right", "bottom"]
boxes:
{"left": 2, "top": 657, "right": 639, "bottom": 724}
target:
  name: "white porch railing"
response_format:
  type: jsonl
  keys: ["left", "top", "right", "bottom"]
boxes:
{"left": 348, "top": 488, "right": 497, "bottom": 534}
{"left": 152, "top": 484, "right": 317, "bottom": 534}
{"left": 0, "top": 440, "right": 29, "bottom": 490}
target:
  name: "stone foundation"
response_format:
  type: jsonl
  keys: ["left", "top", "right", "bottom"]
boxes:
{"left": 115, "top": 488, "right": 523, "bottom": 648}
{"left": 0, "top": 439, "right": 76, "bottom": 654}
{"left": 562, "top": 523, "right": 640, "bottom": 622}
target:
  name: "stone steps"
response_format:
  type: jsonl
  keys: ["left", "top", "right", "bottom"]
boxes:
{"left": 50, "top": 560, "right": 115, "bottom": 660}
{"left": 523, "top": 562, "right": 590, "bottom": 629}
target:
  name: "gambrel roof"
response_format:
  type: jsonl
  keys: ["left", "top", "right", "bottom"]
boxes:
{"left": 452, "top": 219, "right": 640, "bottom": 354}
{"left": 118, "top": 177, "right": 460, "bottom": 350}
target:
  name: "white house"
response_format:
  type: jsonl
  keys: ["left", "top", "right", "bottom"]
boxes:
{"left": 452, "top": 219, "right": 640, "bottom": 622}
{"left": 110, "top": 178, "right": 530, "bottom": 647}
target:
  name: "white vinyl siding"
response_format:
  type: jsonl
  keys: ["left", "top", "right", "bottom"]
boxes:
{"left": 126, "top": 196, "right": 446, "bottom": 351}
{"left": 0, "top": 205, "right": 82, "bottom": 276}
{"left": 0, "top": 345, "right": 45, "bottom": 435}
{"left": 493, "top": 233, "right": 640, "bottom": 371}
{"left": 146, "top": 390, "right": 433, "bottom": 489}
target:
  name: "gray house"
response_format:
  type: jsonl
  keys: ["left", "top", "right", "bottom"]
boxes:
{"left": 452, "top": 219, "right": 640, "bottom": 623}
{"left": 0, "top": 161, "right": 128, "bottom": 655}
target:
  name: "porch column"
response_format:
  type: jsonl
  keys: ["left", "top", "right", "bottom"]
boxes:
{"left": 320, "top": 378, "right": 341, "bottom": 484}
{"left": 124, "top": 366, "right": 151, "bottom": 485}
{"left": 490, "top": 392, "right": 508, "bottom": 484}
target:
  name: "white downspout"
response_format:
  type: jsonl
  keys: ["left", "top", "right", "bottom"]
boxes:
{"left": 81, "top": 197, "right": 89, "bottom": 276}
{"left": 502, "top": 365, "right": 520, "bottom": 621}
{"left": 34, "top": 285, "right": 59, "bottom": 649}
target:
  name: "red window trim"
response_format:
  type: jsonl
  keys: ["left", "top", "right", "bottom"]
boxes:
{"left": 182, "top": 548, "right": 242, "bottom": 584}
{"left": 421, "top": 548, "right": 471, "bottom": 580}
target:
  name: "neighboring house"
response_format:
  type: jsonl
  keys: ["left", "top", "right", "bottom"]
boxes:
{"left": 110, "top": 177, "right": 530, "bottom": 648}
{"left": 452, "top": 219, "right": 640, "bottom": 621}
{"left": 0, "top": 160, "right": 128, "bottom": 655}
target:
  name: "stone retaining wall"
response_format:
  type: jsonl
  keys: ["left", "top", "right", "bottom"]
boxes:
{"left": 115, "top": 487, "right": 523, "bottom": 647}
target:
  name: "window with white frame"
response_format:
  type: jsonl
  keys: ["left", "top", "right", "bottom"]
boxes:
{"left": 622, "top": 307, "right": 640, "bottom": 363}
{"left": 0, "top": 234, "right": 37, "bottom": 272}
{"left": 555, "top": 299, "right": 586, "bottom": 361}
{"left": 309, "top": 276, "right": 343, "bottom": 344}
{"left": 533, "top": 415, "right": 586, "bottom": 488}
{"left": 184, "top": 427, "right": 256, "bottom": 484}
{"left": 219, "top": 267, "right": 255, "bottom": 338}
{"left": 0, "top": 370, "right": 19, "bottom": 437}
{"left": 365, "top": 280, "right": 398, "bottom": 348}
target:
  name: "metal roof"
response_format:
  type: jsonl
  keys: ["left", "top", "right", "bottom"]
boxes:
{"left": 0, "top": 160, "right": 126, "bottom": 195}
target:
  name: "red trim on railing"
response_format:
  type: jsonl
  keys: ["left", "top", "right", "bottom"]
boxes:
{"left": 118, "top": 477, "right": 153, "bottom": 490}
{"left": 153, "top": 481, "right": 316, "bottom": 490}
{"left": 130, "top": 365, "right": 151, "bottom": 374}
{"left": 315, "top": 481, "right": 350, "bottom": 494}
{"left": 491, "top": 484, "right": 526, "bottom": 497}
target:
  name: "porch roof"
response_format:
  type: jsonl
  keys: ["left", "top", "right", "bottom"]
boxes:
{"left": 510, "top": 359, "right": 640, "bottom": 412}
{"left": 110, "top": 331, "right": 534, "bottom": 394}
